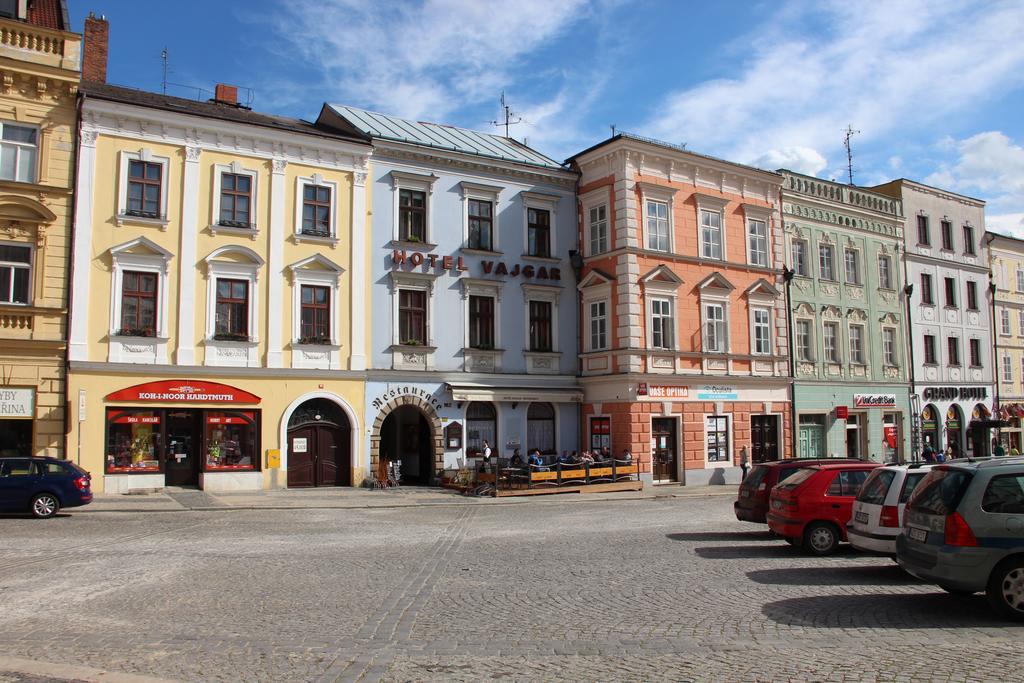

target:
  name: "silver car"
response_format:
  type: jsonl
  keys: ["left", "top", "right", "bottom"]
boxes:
{"left": 897, "top": 457, "right": 1024, "bottom": 620}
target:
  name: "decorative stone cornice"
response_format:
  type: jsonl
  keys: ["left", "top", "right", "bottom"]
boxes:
{"left": 784, "top": 202, "right": 903, "bottom": 239}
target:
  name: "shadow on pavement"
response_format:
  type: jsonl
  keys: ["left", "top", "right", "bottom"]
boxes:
{"left": 667, "top": 530, "right": 776, "bottom": 543}
{"left": 747, "top": 564, "right": 921, "bottom": 586}
{"left": 762, "top": 592, "right": 1005, "bottom": 628}
{"left": 694, "top": 544, "right": 806, "bottom": 560}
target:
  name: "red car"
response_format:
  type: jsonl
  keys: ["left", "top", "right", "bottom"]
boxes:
{"left": 735, "top": 458, "right": 860, "bottom": 524}
{"left": 766, "top": 462, "right": 880, "bottom": 555}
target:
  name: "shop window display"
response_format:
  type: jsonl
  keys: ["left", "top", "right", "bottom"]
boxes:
{"left": 106, "top": 409, "right": 161, "bottom": 472}
{"left": 204, "top": 412, "right": 257, "bottom": 470}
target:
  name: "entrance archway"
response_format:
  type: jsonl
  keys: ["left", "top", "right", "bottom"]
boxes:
{"left": 287, "top": 398, "right": 351, "bottom": 487}
{"left": 370, "top": 394, "right": 443, "bottom": 486}
{"left": 945, "top": 404, "right": 964, "bottom": 458}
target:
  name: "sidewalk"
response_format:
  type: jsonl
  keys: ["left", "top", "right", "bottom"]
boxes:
{"left": 80, "top": 482, "right": 737, "bottom": 514}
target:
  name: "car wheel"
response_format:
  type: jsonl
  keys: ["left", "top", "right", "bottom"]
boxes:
{"left": 938, "top": 584, "right": 975, "bottom": 596}
{"left": 987, "top": 559, "right": 1024, "bottom": 621}
{"left": 802, "top": 522, "right": 839, "bottom": 556}
{"left": 30, "top": 493, "right": 60, "bottom": 519}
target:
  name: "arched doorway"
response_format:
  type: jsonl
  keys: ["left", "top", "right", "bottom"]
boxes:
{"left": 967, "top": 403, "right": 991, "bottom": 456}
{"left": 379, "top": 405, "right": 433, "bottom": 485}
{"left": 945, "top": 404, "right": 964, "bottom": 459}
{"left": 920, "top": 404, "right": 940, "bottom": 451}
{"left": 287, "top": 398, "right": 351, "bottom": 487}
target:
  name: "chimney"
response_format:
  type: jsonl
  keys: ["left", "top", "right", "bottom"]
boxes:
{"left": 214, "top": 84, "right": 238, "bottom": 106}
{"left": 82, "top": 12, "right": 109, "bottom": 83}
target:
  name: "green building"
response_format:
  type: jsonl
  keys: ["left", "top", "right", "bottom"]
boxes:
{"left": 780, "top": 171, "right": 912, "bottom": 462}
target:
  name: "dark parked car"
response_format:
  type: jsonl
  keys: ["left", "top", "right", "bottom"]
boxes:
{"left": 735, "top": 458, "right": 860, "bottom": 523}
{"left": 0, "top": 457, "right": 92, "bottom": 518}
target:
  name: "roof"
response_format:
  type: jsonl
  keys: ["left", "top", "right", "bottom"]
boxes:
{"left": 80, "top": 83, "right": 371, "bottom": 146}
{"left": 26, "top": 0, "right": 67, "bottom": 31}
{"left": 869, "top": 177, "right": 985, "bottom": 205}
{"left": 322, "top": 104, "right": 566, "bottom": 171}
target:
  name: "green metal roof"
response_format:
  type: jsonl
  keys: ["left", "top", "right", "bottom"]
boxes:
{"left": 327, "top": 104, "right": 566, "bottom": 171}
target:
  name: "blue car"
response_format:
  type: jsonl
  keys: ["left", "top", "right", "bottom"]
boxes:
{"left": 0, "top": 457, "right": 93, "bottom": 518}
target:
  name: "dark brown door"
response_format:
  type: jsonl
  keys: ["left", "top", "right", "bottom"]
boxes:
{"left": 651, "top": 418, "right": 678, "bottom": 482}
{"left": 165, "top": 411, "right": 199, "bottom": 487}
{"left": 288, "top": 424, "right": 350, "bottom": 488}
{"left": 288, "top": 426, "right": 316, "bottom": 487}
{"left": 751, "top": 415, "right": 780, "bottom": 463}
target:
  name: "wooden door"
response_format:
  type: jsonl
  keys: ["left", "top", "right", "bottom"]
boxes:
{"left": 751, "top": 415, "right": 779, "bottom": 463}
{"left": 287, "top": 426, "right": 316, "bottom": 487}
{"left": 316, "top": 425, "right": 346, "bottom": 486}
{"left": 651, "top": 418, "right": 678, "bottom": 482}
{"left": 165, "top": 412, "right": 199, "bottom": 487}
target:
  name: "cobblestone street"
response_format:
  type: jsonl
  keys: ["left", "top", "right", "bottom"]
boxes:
{"left": 0, "top": 494, "right": 1021, "bottom": 682}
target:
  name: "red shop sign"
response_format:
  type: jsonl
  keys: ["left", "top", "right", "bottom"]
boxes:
{"left": 207, "top": 412, "right": 255, "bottom": 425}
{"left": 835, "top": 406, "right": 849, "bottom": 419}
{"left": 111, "top": 415, "right": 161, "bottom": 424}
{"left": 106, "top": 380, "right": 261, "bottom": 405}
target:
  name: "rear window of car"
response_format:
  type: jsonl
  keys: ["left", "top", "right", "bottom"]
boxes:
{"left": 857, "top": 469, "right": 896, "bottom": 504}
{"left": 898, "top": 472, "right": 927, "bottom": 504}
{"left": 776, "top": 468, "right": 816, "bottom": 490}
{"left": 41, "top": 462, "right": 67, "bottom": 475}
{"left": 778, "top": 467, "right": 809, "bottom": 484}
{"left": 826, "top": 469, "right": 870, "bottom": 497}
{"left": 0, "top": 459, "right": 34, "bottom": 476}
{"left": 908, "top": 469, "right": 973, "bottom": 516}
{"left": 743, "top": 465, "right": 769, "bottom": 489}
{"left": 982, "top": 474, "right": 1024, "bottom": 514}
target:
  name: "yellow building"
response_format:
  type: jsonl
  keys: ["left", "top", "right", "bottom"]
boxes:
{"left": 68, "top": 22, "right": 372, "bottom": 492}
{"left": 990, "top": 231, "right": 1024, "bottom": 450}
{"left": 0, "top": 1, "right": 79, "bottom": 457}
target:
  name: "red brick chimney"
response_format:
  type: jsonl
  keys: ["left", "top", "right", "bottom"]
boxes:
{"left": 214, "top": 84, "right": 238, "bottom": 106}
{"left": 82, "top": 12, "right": 109, "bottom": 83}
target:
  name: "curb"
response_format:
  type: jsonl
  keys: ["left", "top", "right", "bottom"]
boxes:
{"left": 0, "top": 655, "right": 176, "bottom": 683}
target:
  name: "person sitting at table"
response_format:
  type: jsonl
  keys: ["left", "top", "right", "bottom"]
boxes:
{"left": 528, "top": 449, "right": 548, "bottom": 471}
{"left": 581, "top": 451, "right": 595, "bottom": 465}
{"left": 569, "top": 450, "right": 581, "bottom": 464}
{"left": 620, "top": 448, "right": 632, "bottom": 462}
{"left": 557, "top": 450, "right": 571, "bottom": 464}
{"left": 510, "top": 449, "right": 523, "bottom": 468}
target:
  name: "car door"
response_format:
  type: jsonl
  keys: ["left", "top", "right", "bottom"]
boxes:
{"left": 0, "top": 459, "right": 39, "bottom": 510}
{"left": 825, "top": 469, "right": 870, "bottom": 532}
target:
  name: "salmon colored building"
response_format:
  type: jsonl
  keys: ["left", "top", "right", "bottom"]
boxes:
{"left": 568, "top": 135, "right": 790, "bottom": 486}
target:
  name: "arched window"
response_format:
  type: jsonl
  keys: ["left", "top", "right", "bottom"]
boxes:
{"left": 967, "top": 403, "right": 991, "bottom": 454}
{"left": 527, "top": 402, "right": 556, "bottom": 455}
{"left": 946, "top": 404, "right": 964, "bottom": 456}
{"left": 465, "top": 402, "right": 496, "bottom": 456}
{"left": 920, "top": 405, "right": 939, "bottom": 452}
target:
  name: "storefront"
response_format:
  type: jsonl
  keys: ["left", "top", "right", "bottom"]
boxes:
{"left": 795, "top": 387, "right": 913, "bottom": 463}
{"left": 0, "top": 387, "right": 34, "bottom": 457}
{"left": 915, "top": 385, "right": 993, "bottom": 458}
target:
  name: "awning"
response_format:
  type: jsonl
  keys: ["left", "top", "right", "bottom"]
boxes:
{"left": 446, "top": 383, "right": 583, "bottom": 403}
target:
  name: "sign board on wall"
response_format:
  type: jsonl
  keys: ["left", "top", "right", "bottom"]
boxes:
{"left": 0, "top": 387, "right": 34, "bottom": 418}
{"left": 853, "top": 394, "right": 897, "bottom": 408}
{"left": 647, "top": 386, "right": 689, "bottom": 399}
{"left": 696, "top": 386, "right": 738, "bottom": 401}
{"left": 105, "top": 380, "right": 261, "bottom": 404}
{"left": 292, "top": 438, "right": 308, "bottom": 453}
{"left": 835, "top": 406, "right": 849, "bottom": 419}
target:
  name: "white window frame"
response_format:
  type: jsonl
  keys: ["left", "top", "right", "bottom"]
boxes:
{"left": 210, "top": 161, "right": 260, "bottom": 237}
{"left": 0, "top": 120, "right": 38, "bottom": 184}
{"left": 848, "top": 323, "right": 866, "bottom": 365}
{"left": 1001, "top": 309, "right": 1011, "bottom": 336}
{"left": 522, "top": 283, "right": 561, "bottom": 353}
{"left": 704, "top": 414, "right": 731, "bottom": 464}
{"left": 461, "top": 278, "right": 504, "bottom": 351}
{"left": 580, "top": 187, "right": 612, "bottom": 257}
{"left": 650, "top": 297, "right": 675, "bottom": 350}
{"left": 743, "top": 204, "right": 771, "bottom": 268}
{"left": 878, "top": 254, "right": 893, "bottom": 290}
{"left": 589, "top": 299, "right": 608, "bottom": 352}
{"left": 750, "top": 306, "right": 771, "bottom": 355}
{"left": 460, "top": 180, "right": 502, "bottom": 252}
{"left": 645, "top": 199, "right": 670, "bottom": 252}
{"left": 204, "top": 246, "right": 264, "bottom": 367}
{"left": 294, "top": 173, "right": 339, "bottom": 245}
{"left": 844, "top": 247, "right": 861, "bottom": 285}
{"left": 882, "top": 326, "right": 898, "bottom": 367}
{"left": 580, "top": 272, "right": 613, "bottom": 354}
{"left": 702, "top": 301, "right": 727, "bottom": 353}
{"left": 1017, "top": 269, "right": 1024, "bottom": 293}
{"left": 819, "top": 243, "right": 836, "bottom": 281}
{"left": 589, "top": 204, "right": 609, "bottom": 256}
{"left": 795, "top": 319, "right": 814, "bottom": 362}
{"left": 390, "top": 271, "right": 437, "bottom": 348}
{"left": 1018, "top": 310, "right": 1024, "bottom": 337}
{"left": 968, "top": 338, "right": 983, "bottom": 368}
{"left": 109, "top": 237, "right": 172, "bottom": 340}
{"left": 288, "top": 255, "right": 344, "bottom": 346}
{"left": 0, "top": 239, "right": 32, "bottom": 305}
{"left": 638, "top": 182, "right": 677, "bottom": 254}
{"left": 823, "top": 320, "right": 839, "bottom": 363}
{"left": 791, "top": 238, "right": 809, "bottom": 277}
{"left": 116, "top": 148, "right": 171, "bottom": 228}
{"left": 695, "top": 193, "right": 728, "bottom": 261}
{"left": 1004, "top": 354, "right": 1014, "bottom": 384}
{"left": 521, "top": 191, "right": 560, "bottom": 260}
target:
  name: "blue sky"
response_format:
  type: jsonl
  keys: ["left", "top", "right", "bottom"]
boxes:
{"left": 74, "top": 0, "right": 1024, "bottom": 235}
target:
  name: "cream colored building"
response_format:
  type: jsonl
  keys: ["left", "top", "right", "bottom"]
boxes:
{"left": 0, "top": 1, "right": 79, "bottom": 458}
{"left": 989, "top": 231, "right": 1024, "bottom": 450}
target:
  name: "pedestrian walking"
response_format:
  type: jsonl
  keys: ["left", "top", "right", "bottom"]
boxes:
{"left": 740, "top": 446, "right": 749, "bottom": 480}
{"left": 921, "top": 445, "right": 935, "bottom": 463}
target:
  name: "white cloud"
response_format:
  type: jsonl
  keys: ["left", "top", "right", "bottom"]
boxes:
{"left": 749, "top": 146, "right": 827, "bottom": 175}
{"left": 987, "top": 213, "right": 1024, "bottom": 239}
{"left": 640, "top": 0, "right": 1024, "bottom": 176}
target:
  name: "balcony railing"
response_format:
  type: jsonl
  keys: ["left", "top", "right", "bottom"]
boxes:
{"left": 0, "top": 18, "right": 80, "bottom": 70}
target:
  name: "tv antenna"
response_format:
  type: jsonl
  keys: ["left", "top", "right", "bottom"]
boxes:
{"left": 160, "top": 47, "right": 169, "bottom": 95}
{"left": 491, "top": 91, "right": 522, "bottom": 138}
{"left": 843, "top": 124, "right": 860, "bottom": 185}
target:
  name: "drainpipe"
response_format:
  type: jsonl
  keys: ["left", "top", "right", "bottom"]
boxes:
{"left": 901, "top": 240, "right": 917, "bottom": 463}
{"left": 782, "top": 265, "right": 796, "bottom": 457}
{"left": 986, "top": 233, "right": 1001, "bottom": 434}
{"left": 65, "top": 90, "right": 85, "bottom": 464}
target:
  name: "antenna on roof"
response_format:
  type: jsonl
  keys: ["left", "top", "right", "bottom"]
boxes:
{"left": 160, "top": 47, "right": 168, "bottom": 95}
{"left": 610, "top": 124, "right": 616, "bottom": 136}
{"left": 490, "top": 91, "right": 522, "bottom": 138}
{"left": 843, "top": 124, "right": 860, "bottom": 185}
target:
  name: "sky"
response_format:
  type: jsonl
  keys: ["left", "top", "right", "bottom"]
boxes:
{"left": 74, "top": 0, "right": 1024, "bottom": 236}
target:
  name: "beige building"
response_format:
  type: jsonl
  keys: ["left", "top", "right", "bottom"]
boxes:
{"left": 989, "top": 231, "right": 1024, "bottom": 450}
{"left": 0, "top": 0, "right": 79, "bottom": 457}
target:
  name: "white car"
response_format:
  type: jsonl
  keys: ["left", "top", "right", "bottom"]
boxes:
{"left": 847, "top": 463, "right": 934, "bottom": 556}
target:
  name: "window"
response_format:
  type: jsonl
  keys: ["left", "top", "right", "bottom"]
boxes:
{"left": 823, "top": 321, "right": 839, "bottom": 362}
{"left": 468, "top": 295, "right": 494, "bottom": 349}
{"left": 1019, "top": 310, "right": 1024, "bottom": 336}
{"left": 105, "top": 409, "right": 160, "bottom": 473}
{"left": 590, "top": 416, "right": 611, "bottom": 453}
{"left": 529, "top": 300, "right": 552, "bottom": 351}
{"left": 127, "top": 160, "right": 162, "bottom": 218}
{"left": 792, "top": 239, "right": 808, "bottom": 276}
{"left": 844, "top": 248, "right": 860, "bottom": 285}
{"left": 923, "top": 335, "right": 936, "bottom": 364}
{"left": 1004, "top": 355, "right": 1014, "bottom": 383}
{"left": 650, "top": 298, "right": 673, "bottom": 350}
{"left": 1017, "top": 270, "right": 1024, "bottom": 293}
{"left": 219, "top": 173, "right": 252, "bottom": 228}
{"left": 465, "top": 402, "right": 496, "bottom": 457}
{"left": 301, "top": 184, "right": 332, "bottom": 237}
{"left": 752, "top": 308, "right": 770, "bottom": 355}
{"left": 917, "top": 215, "right": 930, "bottom": 246}
{"left": 796, "top": 320, "right": 812, "bottom": 361}
{"left": 849, "top": 324, "right": 865, "bottom": 364}
{"left": 944, "top": 277, "right": 957, "bottom": 307}
{"left": 527, "top": 208, "right": 551, "bottom": 258}
{"left": 703, "top": 303, "right": 726, "bottom": 352}
{"left": 527, "top": 403, "right": 556, "bottom": 455}
{"left": 963, "top": 225, "right": 976, "bottom": 255}
{"left": 883, "top": 328, "right": 897, "bottom": 366}
{"left": 0, "top": 243, "right": 30, "bottom": 304}
{"left": 966, "top": 281, "right": 979, "bottom": 311}
{"left": 982, "top": 475, "right": 1024, "bottom": 514}
{"left": 119, "top": 271, "right": 157, "bottom": 336}
{"left": 825, "top": 470, "right": 870, "bottom": 497}
{"left": 748, "top": 219, "right": 768, "bottom": 266}
{"left": 941, "top": 220, "right": 954, "bottom": 250}
{"left": 589, "top": 204, "right": 608, "bottom": 255}
{"left": 468, "top": 199, "right": 493, "bottom": 250}
{"left": 204, "top": 411, "right": 258, "bottom": 471}
{"left": 399, "top": 188, "right": 426, "bottom": 242}
{"left": 819, "top": 244, "right": 835, "bottom": 281}
{"left": 399, "top": 289, "right": 426, "bottom": 345}
{"left": 590, "top": 300, "right": 608, "bottom": 351}
{"left": 799, "top": 415, "right": 827, "bottom": 458}
{"left": 706, "top": 415, "right": 729, "bottom": 462}
{"left": 214, "top": 279, "right": 249, "bottom": 340}
{"left": 969, "top": 338, "right": 982, "bottom": 367}
{"left": 1001, "top": 309, "right": 1011, "bottom": 335}
{"left": 878, "top": 255, "right": 893, "bottom": 289}
{"left": 920, "top": 273, "right": 934, "bottom": 305}
{"left": 299, "top": 285, "right": 330, "bottom": 344}
{"left": 0, "top": 122, "right": 36, "bottom": 183}
{"left": 947, "top": 336, "right": 960, "bottom": 366}
{"left": 701, "top": 210, "right": 723, "bottom": 259}
{"left": 646, "top": 200, "right": 669, "bottom": 252}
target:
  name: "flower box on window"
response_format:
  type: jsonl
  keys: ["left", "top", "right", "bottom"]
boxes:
{"left": 298, "top": 335, "right": 332, "bottom": 346}
{"left": 125, "top": 209, "right": 161, "bottom": 220}
{"left": 300, "top": 227, "right": 333, "bottom": 238}
{"left": 217, "top": 219, "right": 255, "bottom": 230}
{"left": 213, "top": 332, "right": 250, "bottom": 342}
{"left": 116, "top": 327, "right": 156, "bottom": 338}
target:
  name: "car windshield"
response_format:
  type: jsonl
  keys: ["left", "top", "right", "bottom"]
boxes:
{"left": 743, "top": 466, "right": 769, "bottom": 489}
{"left": 899, "top": 472, "right": 927, "bottom": 504}
{"left": 857, "top": 469, "right": 896, "bottom": 504}
{"left": 776, "top": 468, "right": 816, "bottom": 490}
{"left": 907, "top": 468, "right": 973, "bottom": 516}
